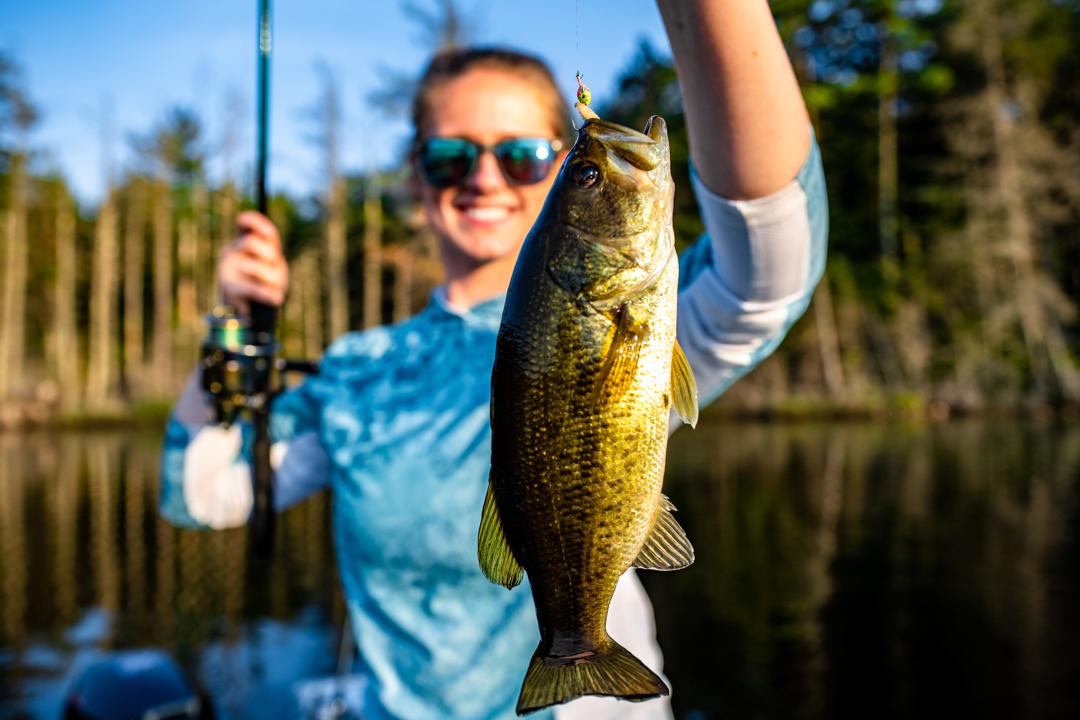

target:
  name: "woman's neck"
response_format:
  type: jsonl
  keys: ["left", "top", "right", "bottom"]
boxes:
{"left": 442, "top": 252, "right": 517, "bottom": 310}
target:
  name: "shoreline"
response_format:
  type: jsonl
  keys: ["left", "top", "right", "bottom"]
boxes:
{"left": 2, "top": 395, "right": 1077, "bottom": 433}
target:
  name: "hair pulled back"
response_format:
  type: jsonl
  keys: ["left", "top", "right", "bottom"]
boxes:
{"left": 411, "top": 47, "right": 572, "bottom": 146}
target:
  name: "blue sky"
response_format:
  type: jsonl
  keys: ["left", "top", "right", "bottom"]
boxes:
{"left": 2, "top": 0, "right": 672, "bottom": 204}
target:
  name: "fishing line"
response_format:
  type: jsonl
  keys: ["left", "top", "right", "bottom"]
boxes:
{"left": 575, "top": 0, "right": 581, "bottom": 78}
{"left": 573, "top": 0, "right": 593, "bottom": 127}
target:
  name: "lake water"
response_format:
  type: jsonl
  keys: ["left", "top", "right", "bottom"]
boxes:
{"left": 2, "top": 421, "right": 1079, "bottom": 719}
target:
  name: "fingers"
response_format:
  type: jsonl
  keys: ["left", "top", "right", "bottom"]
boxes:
{"left": 219, "top": 211, "right": 289, "bottom": 316}
{"left": 235, "top": 210, "right": 280, "bottom": 249}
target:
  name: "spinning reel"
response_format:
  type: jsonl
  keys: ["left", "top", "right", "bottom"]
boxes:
{"left": 199, "top": 305, "right": 319, "bottom": 426}
{"left": 199, "top": 304, "right": 318, "bottom": 554}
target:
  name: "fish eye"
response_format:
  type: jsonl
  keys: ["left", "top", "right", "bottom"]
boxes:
{"left": 572, "top": 163, "right": 600, "bottom": 188}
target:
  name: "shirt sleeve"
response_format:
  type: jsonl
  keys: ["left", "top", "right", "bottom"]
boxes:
{"left": 159, "top": 369, "right": 331, "bottom": 530}
{"left": 675, "top": 129, "right": 828, "bottom": 412}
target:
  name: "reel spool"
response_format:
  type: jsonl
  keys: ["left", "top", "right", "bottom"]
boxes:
{"left": 199, "top": 306, "right": 279, "bottom": 427}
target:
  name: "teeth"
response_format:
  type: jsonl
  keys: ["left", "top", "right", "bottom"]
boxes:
{"left": 464, "top": 206, "right": 510, "bottom": 221}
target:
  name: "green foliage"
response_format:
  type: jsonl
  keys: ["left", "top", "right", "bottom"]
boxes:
{"left": 0, "top": 51, "right": 38, "bottom": 146}
{"left": 129, "top": 106, "right": 205, "bottom": 188}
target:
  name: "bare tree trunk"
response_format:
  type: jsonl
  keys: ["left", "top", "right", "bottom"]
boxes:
{"left": 123, "top": 179, "right": 146, "bottom": 397}
{"left": 298, "top": 250, "right": 324, "bottom": 356}
{"left": 151, "top": 180, "right": 174, "bottom": 395}
{"left": 191, "top": 183, "right": 210, "bottom": 313}
{"left": 894, "top": 300, "right": 931, "bottom": 393}
{"left": 283, "top": 252, "right": 306, "bottom": 358}
{"left": 878, "top": 27, "right": 899, "bottom": 263}
{"left": 317, "top": 67, "right": 349, "bottom": 339}
{"left": 325, "top": 176, "right": 349, "bottom": 337}
{"left": 362, "top": 180, "right": 382, "bottom": 328}
{"left": 392, "top": 249, "right": 413, "bottom": 323}
{"left": 812, "top": 274, "right": 847, "bottom": 400}
{"left": 176, "top": 213, "right": 197, "bottom": 334}
{"left": 86, "top": 190, "right": 119, "bottom": 408}
{"left": 54, "top": 189, "right": 81, "bottom": 410}
{"left": 214, "top": 183, "right": 236, "bottom": 303}
{"left": 0, "top": 153, "right": 28, "bottom": 401}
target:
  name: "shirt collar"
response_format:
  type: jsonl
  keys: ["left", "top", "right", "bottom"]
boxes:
{"left": 429, "top": 286, "right": 506, "bottom": 332}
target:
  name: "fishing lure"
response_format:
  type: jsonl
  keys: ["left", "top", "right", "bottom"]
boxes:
{"left": 575, "top": 72, "right": 598, "bottom": 121}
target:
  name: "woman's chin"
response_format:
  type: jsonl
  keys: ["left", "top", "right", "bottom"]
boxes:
{"left": 446, "top": 231, "right": 524, "bottom": 266}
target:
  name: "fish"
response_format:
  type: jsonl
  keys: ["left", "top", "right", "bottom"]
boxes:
{"left": 478, "top": 111, "right": 699, "bottom": 716}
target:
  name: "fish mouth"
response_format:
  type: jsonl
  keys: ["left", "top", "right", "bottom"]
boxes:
{"left": 578, "top": 118, "right": 666, "bottom": 172}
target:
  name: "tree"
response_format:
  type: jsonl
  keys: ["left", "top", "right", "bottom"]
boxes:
{"left": 0, "top": 52, "right": 39, "bottom": 402}
{"left": 52, "top": 182, "right": 81, "bottom": 410}
{"left": 86, "top": 188, "right": 118, "bottom": 408}
{"left": 362, "top": 178, "right": 382, "bottom": 328}
{"left": 132, "top": 106, "right": 206, "bottom": 395}
{"left": 944, "top": 0, "right": 1080, "bottom": 401}
{"left": 367, "top": 0, "right": 478, "bottom": 118}
{"left": 122, "top": 177, "right": 147, "bottom": 396}
{"left": 86, "top": 100, "right": 119, "bottom": 408}
{"left": 313, "top": 64, "right": 350, "bottom": 338}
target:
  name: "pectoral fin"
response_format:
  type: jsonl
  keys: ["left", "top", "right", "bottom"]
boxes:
{"left": 592, "top": 303, "right": 647, "bottom": 406}
{"left": 671, "top": 339, "right": 699, "bottom": 428}
{"left": 633, "top": 495, "right": 695, "bottom": 571}
{"left": 477, "top": 477, "right": 523, "bottom": 589}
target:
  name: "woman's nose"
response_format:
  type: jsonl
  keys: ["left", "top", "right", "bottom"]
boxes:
{"left": 465, "top": 149, "right": 506, "bottom": 191}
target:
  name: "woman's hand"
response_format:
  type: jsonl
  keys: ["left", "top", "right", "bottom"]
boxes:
{"left": 218, "top": 211, "right": 289, "bottom": 317}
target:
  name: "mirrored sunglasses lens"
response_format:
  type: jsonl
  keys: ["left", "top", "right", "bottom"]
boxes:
{"left": 420, "top": 140, "right": 475, "bottom": 187}
{"left": 497, "top": 140, "right": 554, "bottom": 184}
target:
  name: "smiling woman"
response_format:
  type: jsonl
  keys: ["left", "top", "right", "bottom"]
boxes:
{"left": 411, "top": 55, "right": 573, "bottom": 309}
{"left": 160, "top": 2, "right": 828, "bottom": 717}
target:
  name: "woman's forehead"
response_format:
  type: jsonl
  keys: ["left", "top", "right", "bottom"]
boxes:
{"left": 423, "top": 68, "right": 560, "bottom": 140}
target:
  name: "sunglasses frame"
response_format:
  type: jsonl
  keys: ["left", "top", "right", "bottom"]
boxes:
{"left": 415, "top": 136, "right": 566, "bottom": 188}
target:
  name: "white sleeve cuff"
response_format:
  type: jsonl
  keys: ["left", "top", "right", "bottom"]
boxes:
{"left": 183, "top": 425, "right": 253, "bottom": 529}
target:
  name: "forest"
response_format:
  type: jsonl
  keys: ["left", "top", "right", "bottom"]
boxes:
{"left": 0, "top": 0, "right": 1077, "bottom": 426}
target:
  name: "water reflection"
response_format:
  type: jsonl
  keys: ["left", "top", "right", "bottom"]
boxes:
{"left": 648, "top": 420, "right": 1080, "bottom": 720}
{"left": 0, "top": 431, "right": 341, "bottom": 718}
{"left": 1, "top": 422, "right": 1079, "bottom": 719}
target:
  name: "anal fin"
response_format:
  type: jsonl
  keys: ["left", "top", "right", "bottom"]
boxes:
{"left": 633, "top": 495, "right": 694, "bottom": 571}
{"left": 477, "top": 477, "right": 524, "bottom": 589}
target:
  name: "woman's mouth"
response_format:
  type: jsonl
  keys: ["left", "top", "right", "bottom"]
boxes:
{"left": 460, "top": 205, "right": 513, "bottom": 225}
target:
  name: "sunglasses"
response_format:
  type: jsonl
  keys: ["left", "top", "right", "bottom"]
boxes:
{"left": 415, "top": 137, "right": 565, "bottom": 188}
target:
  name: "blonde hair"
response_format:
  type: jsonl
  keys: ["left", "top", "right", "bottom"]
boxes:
{"left": 411, "top": 47, "right": 572, "bottom": 145}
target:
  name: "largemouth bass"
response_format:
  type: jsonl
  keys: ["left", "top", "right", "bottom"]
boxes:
{"left": 479, "top": 113, "right": 698, "bottom": 715}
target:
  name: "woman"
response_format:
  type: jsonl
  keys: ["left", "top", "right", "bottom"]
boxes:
{"left": 161, "top": 2, "right": 828, "bottom": 718}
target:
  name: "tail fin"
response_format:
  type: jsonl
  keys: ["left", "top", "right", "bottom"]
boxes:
{"left": 515, "top": 639, "right": 668, "bottom": 715}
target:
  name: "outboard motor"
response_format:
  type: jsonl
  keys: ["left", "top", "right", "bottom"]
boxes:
{"left": 63, "top": 650, "right": 213, "bottom": 720}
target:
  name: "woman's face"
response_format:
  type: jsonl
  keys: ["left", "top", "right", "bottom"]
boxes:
{"left": 416, "top": 67, "right": 566, "bottom": 273}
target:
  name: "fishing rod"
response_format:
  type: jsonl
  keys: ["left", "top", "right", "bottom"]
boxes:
{"left": 249, "top": 0, "right": 276, "bottom": 557}
{"left": 199, "top": 0, "right": 318, "bottom": 557}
